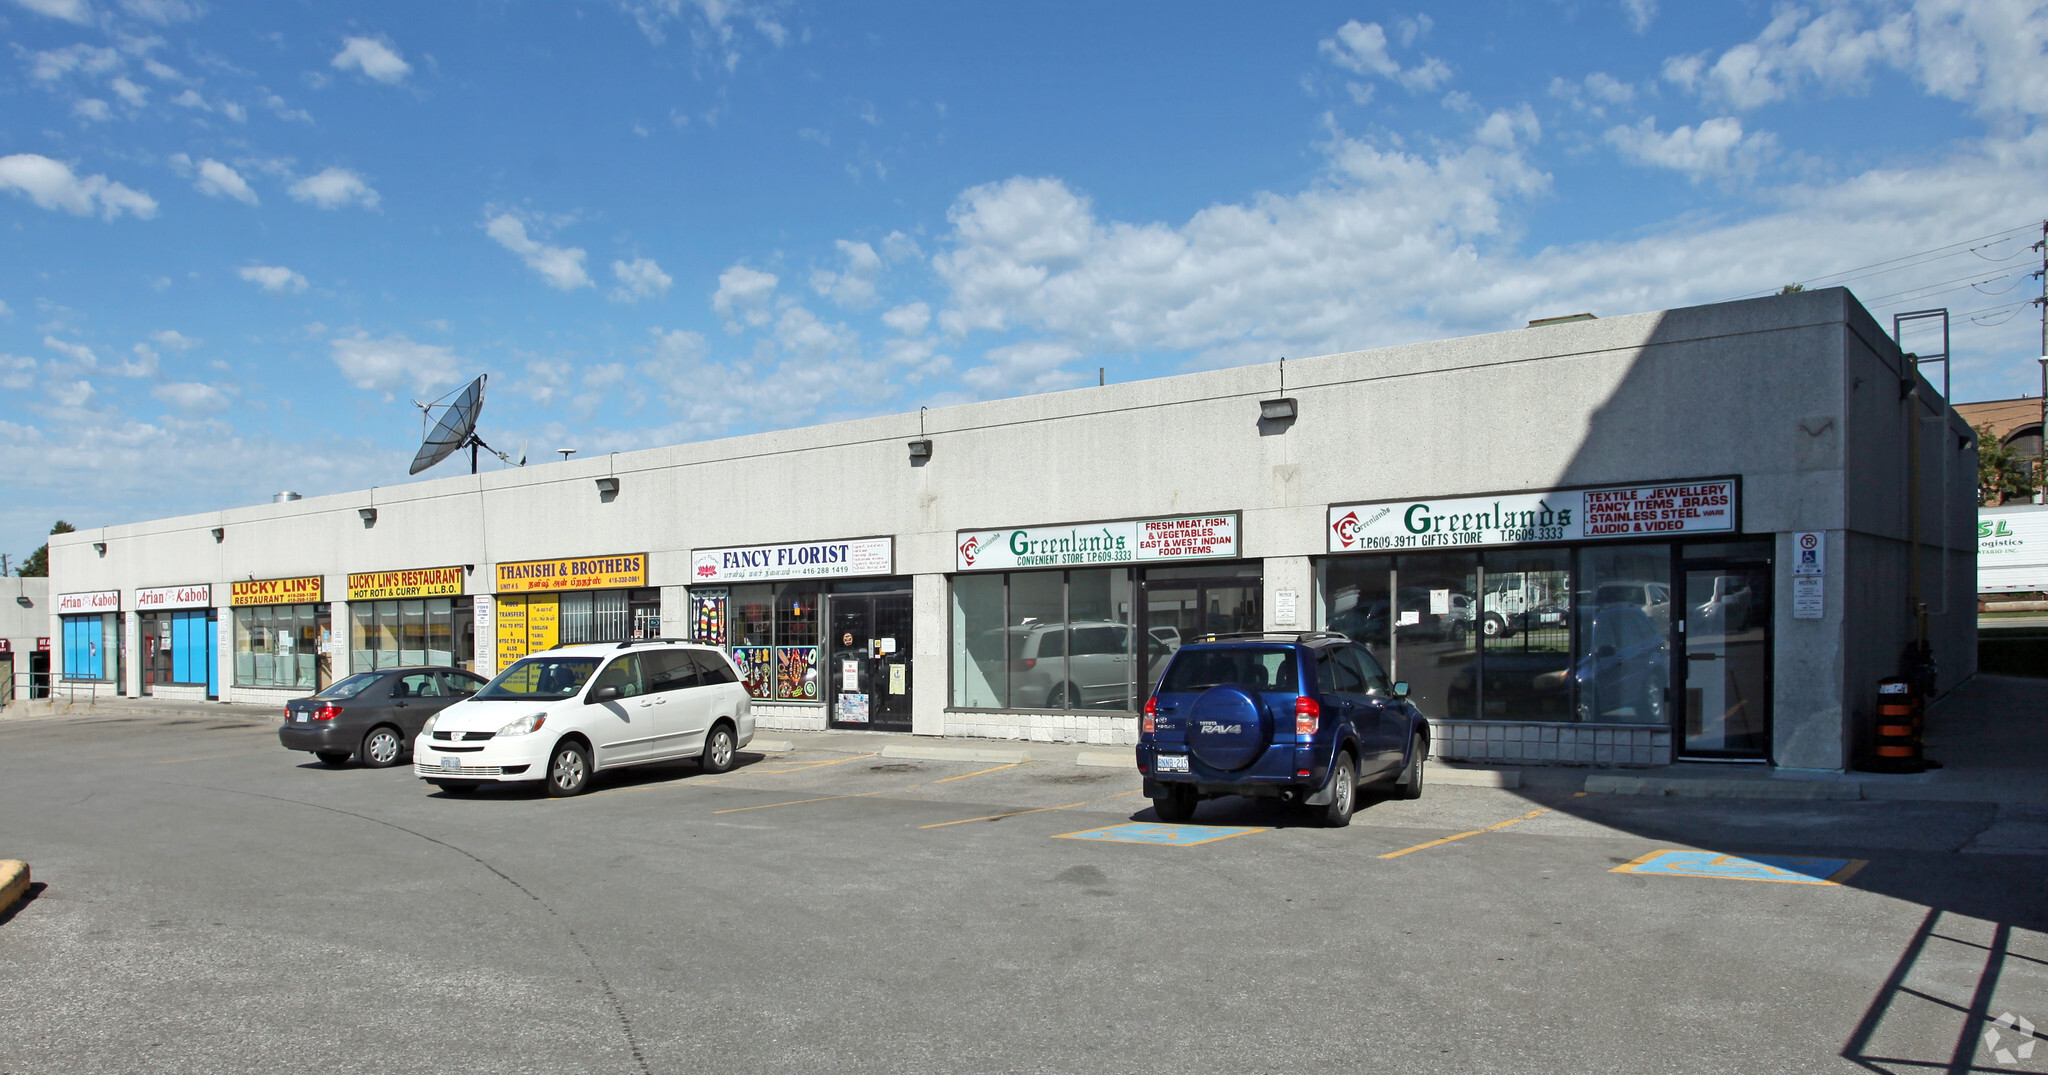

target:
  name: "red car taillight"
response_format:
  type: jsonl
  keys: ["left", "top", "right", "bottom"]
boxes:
{"left": 1295, "top": 696, "right": 1320, "bottom": 737}
{"left": 314, "top": 705, "right": 341, "bottom": 721}
{"left": 1141, "top": 696, "right": 1157, "bottom": 734}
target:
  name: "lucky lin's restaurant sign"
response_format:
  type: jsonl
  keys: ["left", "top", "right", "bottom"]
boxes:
{"left": 1329, "top": 480, "right": 1736, "bottom": 552}
{"left": 692, "top": 538, "right": 893, "bottom": 583}
{"left": 957, "top": 513, "right": 1239, "bottom": 572}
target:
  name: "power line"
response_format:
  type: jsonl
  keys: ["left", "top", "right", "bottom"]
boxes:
{"left": 1723, "top": 220, "right": 2039, "bottom": 301}
{"left": 1859, "top": 266, "right": 2031, "bottom": 306}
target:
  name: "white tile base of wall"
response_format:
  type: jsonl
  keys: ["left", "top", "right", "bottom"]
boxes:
{"left": 145, "top": 686, "right": 210, "bottom": 702}
{"left": 752, "top": 705, "right": 829, "bottom": 732}
{"left": 941, "top": 711, "right": 1139, "bottom": 746}
{"left": 1433, "top": 721, "right": 1671, "bottom": 767}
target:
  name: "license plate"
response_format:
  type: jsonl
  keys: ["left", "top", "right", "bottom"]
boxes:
{"left": 293, "top": 713, "right": 307, "bottom": 723}
{"left": 1156, "top": 754, "right": 1189, "bottom": 773}
{"left": 440, "top": 756, "right": 460, "bottom": 771}
{"left": 1540, "top": 612, "right": 1562, "bottom": 623}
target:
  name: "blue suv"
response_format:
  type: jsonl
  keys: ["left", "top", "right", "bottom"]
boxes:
{"left": 1138, "top": 632, "right": 1430, "bottom": 827}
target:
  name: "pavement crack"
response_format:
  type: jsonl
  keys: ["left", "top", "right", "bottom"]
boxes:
{"left": 163, "top": 781, "right": 653, "bottom": 1075}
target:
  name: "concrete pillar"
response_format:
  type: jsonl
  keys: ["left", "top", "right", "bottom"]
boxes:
{"left": 1263, "top": 555, "right": 1313, "bottom": 631}
{"left": 911, "top": 572, "right": 947, "bottom": 736}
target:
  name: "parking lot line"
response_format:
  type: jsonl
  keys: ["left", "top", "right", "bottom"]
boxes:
{"left": 711, "top": 790, "right": 888, "bottom": 814}
{"left": 918, "top": 789, "right": 1139, "bottom": 829}
{"left": 1377, "top": 807, "right": 1551, "bottom": 859}
{"left": 697, "top": 752, "right": 880, "bottom": 783}
{"left": 146, "top": 750, "right": 275, "bottom": 765}
{"left": 932, "top": 762, "right": 1023, "bottom": 783}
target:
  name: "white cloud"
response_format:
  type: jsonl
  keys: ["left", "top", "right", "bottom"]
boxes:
{"left": 0, "top": 155, "right": 158, "bottom": 220}
{"left": 120, "top": 0, "right": 204, "bottom": 23}
{"left": 113, "top": 342, "right": 158, "bottom": 377}
{"left": 73, "top": 99, "right": 112, "bottom": 122}
{"left": 45, "top": 336, "right": 98, "bottom": 367}
{"left": 621, "top": 0, "right": 789, "bottom": 66}
{"left": 239, "top": 265, "right": 308, "bottom": 293}
{"left": 1605, "top": 116, "right": 1778, "bottom": 178}
{"left": 484, "top": 214, "right": 592, "bottom": 291}
{"left": 13, "top": 0, "right": 92, "bottom": 24}
{"left": 960, "top": 340, "right": 1085, "bottom": 397}
{"left": 1622, "top": 0, "right": 1657, "bottom": 34}
{"left": 0, "top": 354, "right": 33, "bottom": 390}
{"left": 27, "top": 44, "right": 121, "bottom": 83}
{"left": 110, "top": 76, "right": 148, "bottom": 106}
{"left": 193, "top": 159, "right": 258, "bottom": 205}
{"left": 288, "top": 168, "right": 379, "bottom": 210}
{"left": 171, "top": 88, "right": 209, "bottom": 110}
{"left": 881, "top": 301, "right": 930, "bottom": 337}
{"left": 48, "top": 379, "right": 96, "bottom": 408}
{"left": 711, "top": 265, "right": 778, "bottom": 330}
{"left": 331, "top": 36, "right": 412, "bottom": 85}
{"left": 0, "top": 300, "right": 11, "bottom": 318}
{"left": 150, "top": 381, "right": 229, "bottom": 413}
{"left": 328, "top": 332, "right": 465, "bottom": 395}
{"left": 809, "top": 240, "right": 884, "bottom": 308}
{"left": 149, "top": 329, "right": 199, "bottom": 350}
{"left": 1319, "top": 20, "right": 1452, "bottom": 93}
{"left": 610, "top": 257, "right": 672, "bottom": 303}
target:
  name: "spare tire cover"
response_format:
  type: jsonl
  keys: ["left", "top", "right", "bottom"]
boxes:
{"left": 1187, "top": 685, "right": 1272, "bottom": 772}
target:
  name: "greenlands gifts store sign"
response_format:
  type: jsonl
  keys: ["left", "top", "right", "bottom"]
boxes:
{"left": 957, "top": 513, "right": 1240, "bottom": 571}
{"left": 1328, "top": 479, "right": 1736, "bottom": 552}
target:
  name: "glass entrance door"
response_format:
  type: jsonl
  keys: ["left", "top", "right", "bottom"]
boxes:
{"left": 1141, "top": 577, "right": 1262, "bottom": 655}
{"left": 1679, "top": 560, "right": 1771, "bottom": 758}
{"left": 825, "top": 592, "right": 913, "bottom": 731}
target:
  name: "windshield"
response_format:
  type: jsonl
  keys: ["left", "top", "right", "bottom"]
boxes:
{"left": 1159, "top": 646, "right": 1298, "bottom": 694}
{"left": 313, "top": 672, "right": 383, "bottom": 700}
{"left": 476, "top": 656, "right": 601, "bottom": 701}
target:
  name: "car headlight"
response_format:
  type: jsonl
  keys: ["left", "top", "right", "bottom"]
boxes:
{"left": 420, "top": 714, "right": 439, "bottom": 737}
{"left": 497, "top": 712, "right": 548, "bottom": 736}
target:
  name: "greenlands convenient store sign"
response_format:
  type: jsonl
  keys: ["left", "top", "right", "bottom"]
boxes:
{"left": 1328, "top": 479, "right": 1736, "bottom": 552}
{"left": 956, "top": 513, "right": 1240, "bottom": 571}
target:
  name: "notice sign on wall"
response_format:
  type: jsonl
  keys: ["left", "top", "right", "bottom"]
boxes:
{"left": 57, "top": 590, "right": 120, "bottom": 614}
{"left": 691, "top": 538, "right": 893, "bottom": 583}
{"left": 495, "top": 553, "right": 647, "bottom": 593}
{"left": 956, "top": 513, "right": 1240, "bottom": 572}
{"left": 136, "top": 584, "right": 210, "bottom": 610}
{"left": 231, "top": 576, "right": 324, "bottom": 606}
{"left": 348, "top": 566, "right": 465, "bottom": 601}
{"left": 1328, "top": 479, "right": 1736, "bottom": 553}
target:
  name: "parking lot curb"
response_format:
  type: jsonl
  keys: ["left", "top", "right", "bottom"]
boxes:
{"left": 1431, "top": 767, "right": 1523, "bottom": 789}
{"left": 1584, "top": 775, "right": 1862, "bottom": 800}
{"left": 0, "top": 860, "right": 29, "bottom": 915}
{"left": 1075, "top": 751, "right": 1132, "bottom": 768}
{"left": 746, "top": 739, "right": 796, "bottom": 753}
{"left": 880, "top": 744, "right": 1032, "bottom": 764}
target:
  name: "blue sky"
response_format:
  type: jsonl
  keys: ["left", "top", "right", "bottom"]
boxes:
{"left": 3, "top": 0, "right": 2046, "bottom": 564}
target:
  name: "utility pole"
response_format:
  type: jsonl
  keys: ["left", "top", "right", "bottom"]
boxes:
{"left": 2035, "top": 220, "right": 2046, "bottom": 502}
{"left": 0, "top": 553, "right": 10, "bottom": 577}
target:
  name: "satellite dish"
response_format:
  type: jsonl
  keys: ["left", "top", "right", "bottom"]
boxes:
{"left": 407, "top": 375, "right": 527, "bottom": 476}
{"left": 409, "top": 376, "right": 486, "bottom": 475}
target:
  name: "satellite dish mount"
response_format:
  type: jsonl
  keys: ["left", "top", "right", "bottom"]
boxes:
{"left": 409, "top": 375, "right": 525, "bottom": 476}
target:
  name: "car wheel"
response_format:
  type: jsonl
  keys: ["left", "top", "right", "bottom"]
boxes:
{"left": 433, "top": 781, "right": 479, "bottom": 795}
{"left": 1397, "top": 733, "right": 1426, "bottom": 801}
{"left": 700, "top": 722, "right": 736, "bottom": 774}
{"left": 1450, "top": 621, "right": 1470, "bottom": 647}
{"left": 546, "top": 740, "right": 592, "bottom": 797}
{"left": 1640, "top": 684, "right": 1667, "bottom": 723}
{"left": 1152, "top": 784, "right": 1198, "bottom": 823}
{"left": 360, "top": 726, "right": 404, "bottom": 769}
{"left": 1482, "top": 615, "right": 1505, "bottom": 639}
{"left": 1045, "top": 683, "right": 1071, "bottom": 709}
{"left": 1318, "top": 752, "right": 1358, "bottom": 828}
{"left": 315, "top": 750, "right": 352, "bottom": 767}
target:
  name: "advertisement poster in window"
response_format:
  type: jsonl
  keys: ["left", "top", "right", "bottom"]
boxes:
{"left": 838, "top": 692, "right": 870, "bottom": 723}
{"left": 732, "top": 645, "right": 771, "bottom": 699}
{"left": 693, "top": 589, "right": 730, "bottom": 647}
{"left": 775, "top": 645, "right": 819, "bottom": 700}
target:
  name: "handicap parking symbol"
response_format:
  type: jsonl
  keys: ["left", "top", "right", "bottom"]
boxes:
{"left": 1611, "top": 850, "right": 1866, "bottom": 885}
{"left": 1055, "top": 823, "right": 1264, "bottom": 847}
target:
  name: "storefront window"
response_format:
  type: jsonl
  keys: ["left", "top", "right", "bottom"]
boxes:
{"left": 234, "top": 604, "right": 328, "bottom": 689}
{"left": 61, "top": 613, "right": 118, "bottom": 681}
{"left": 140, "top": 610, "right": 212, "bottom": 687}
{"left": 350, "top": 599, "right": 475, "bottom": 672}
{"left": 950, "top": 568, "right": 1140, "bottom": 712}
{"left": 1478, "top": 548, "right": 1572, "bottom": 720}
{"left": 709, "top": 583, "right": 821, "bottom": 701}
{"left": 1576, "top": 545, "right": 1672, "bottom": 723}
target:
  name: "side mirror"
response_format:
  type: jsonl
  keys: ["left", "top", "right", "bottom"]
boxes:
{"left": 1392, "top": 681, "right": 1410, "bottom": 698}
{"left": 593, "top": 685, "right": 622, "bottom": 702}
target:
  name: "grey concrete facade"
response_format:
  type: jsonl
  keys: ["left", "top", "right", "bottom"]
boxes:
{"left": 0, "top": 576, "right": 50, "bottom": 703}
{"left": 44, "top": 289, "right": 1975, "bottom": 771}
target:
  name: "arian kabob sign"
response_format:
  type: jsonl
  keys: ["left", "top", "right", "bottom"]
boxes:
{"left": 1329, "top": 479, "right": 1737, "bottom": 552}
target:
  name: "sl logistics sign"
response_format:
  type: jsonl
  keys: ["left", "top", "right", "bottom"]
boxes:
{"left": 348, "top": 566, "right": 465, "bottom": 601}
{"left": 1329, "top": 479, "right": 1737, "bottom": 552}
{"left": 691, "top": 537, "right": 893, "bottom": 583}
{"left": 231, "top": 576, "right": 324, "bottom": 605}
{"left": 956, "top": 513, "right": 1239, "bottom": 572}
{"left": 495, "top": 553, "right": 647, "bottom": 593}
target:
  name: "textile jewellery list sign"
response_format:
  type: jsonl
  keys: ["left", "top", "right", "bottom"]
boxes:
{"left": 956, "top": 513, "right": 1240, "bottom": 572}
{"left": 692, "top": 538, "right": 894, "bottom": 583}
{"left": 1328, "top": 479, "right": 1737, "bottom": 552}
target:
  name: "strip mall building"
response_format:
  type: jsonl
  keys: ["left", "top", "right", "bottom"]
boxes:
{"left": 45, "top": 289, "right": 1976, "bottom": 771}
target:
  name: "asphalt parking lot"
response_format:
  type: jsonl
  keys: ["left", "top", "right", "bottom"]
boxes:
{"left": 2, "top": 711, "right": 2043, "bottom": 1074}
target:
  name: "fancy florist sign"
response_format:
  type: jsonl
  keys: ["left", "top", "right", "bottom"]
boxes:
{"left": 956, "top": 513, "right": 1240, "bottom": 572}
{"left": 1328, "top": 479, "right": 1737, "bottom": 552}
{"left": 691, "top": 538, "right": 893, "bottom": 583}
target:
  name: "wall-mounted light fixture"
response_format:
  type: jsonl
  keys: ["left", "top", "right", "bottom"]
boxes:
{"left": 907, "top": 439, "right": 932, "bottom": 463}
{"left": 211, "top": 527, "right": 225, "bottom": 543}
{"left": 1259, "top": 397, "right": 1298, "bottom": 421}
{"left": 92, "top": 541, "right": 107, "bottom": 556}
{"left": 595, "top": 476, "right": 621, "bottom": 500}
{"left": 463, "top": 564, "right": 475, "bottom": 576}
{"left": 15, "top": 595, "right": 31, "bottom": 608}
{"left": 358, "top": 507, "right": 378, "bottom": 527}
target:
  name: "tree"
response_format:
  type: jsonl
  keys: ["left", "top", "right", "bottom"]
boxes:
{"left": 1976, "top": 424, "right": 2040, "bottom": 505}
{"left": 17, "top": 520, "right": 73, "bottom": 577}
{"left": 1779, "top": 283, "right": 1806, "bottom": 294}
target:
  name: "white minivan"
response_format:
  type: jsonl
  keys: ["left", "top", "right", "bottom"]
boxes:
{"left": 415, "top": 640, "right": 754, "bottom": 796}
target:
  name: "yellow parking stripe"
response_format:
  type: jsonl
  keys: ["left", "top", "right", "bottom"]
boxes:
{"left": 918, "top": 789, "right": 1138, "bottom": 829}
{"left": 697, "top": 752, "right": 879, "bottom": 783}
{"left": 148, "top": 750, "right": 273, "bottom": 765}
{"left": 932, "top": 762, "right": 1022, "bottom": 783}
{"left": 711, "top": 790, "right": 886, "bottom": 814}
{"left": 1377, "top": 808, "right": 1550, "bottom": 860}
